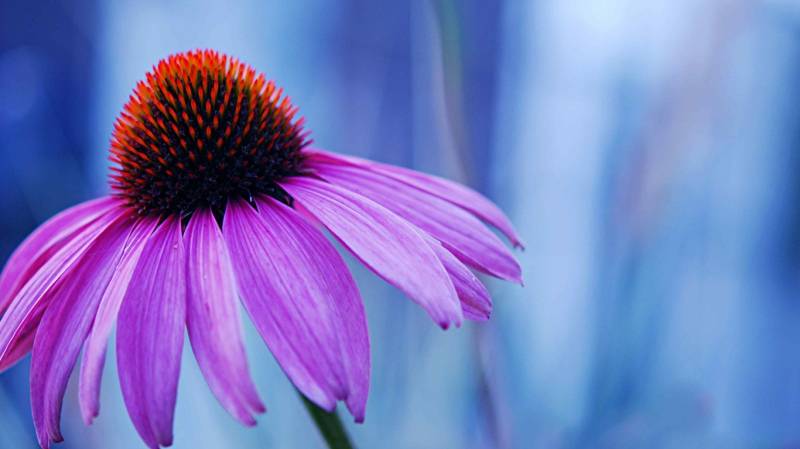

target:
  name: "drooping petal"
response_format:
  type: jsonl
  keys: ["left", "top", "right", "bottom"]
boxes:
{"left": 310, "top": 161, "right": 522, "bottom": 283}
{"left": 185, "top": 209, "right": 264, "bottom": 426}
{"left": 305, "top": 148, "right": 524, "bottom": 248}
{"left": 224, "top": 199, "right": 370, "bottom": 417}
{"left": 117, "top": 217, "right": 185, "bottom": 449}
{"left": 30, "top": 213, "right": 135, "bottom": 448}
{"left": 259, "top": 197, "right": 370, "bottom": 420}
{"left": 0, "top": 196, "right": 119, "bottom": 315}
{"left": 429, "top": 242, "right": 492, "bottom": 321}
{"left": 79, "top": 217, "right": 158, "bottom": 425}
{"left": 0, "top": 206, "right": 126, "bottom": 372}
{"left": 311, "top": 160, "right": 496, "bottom": 318}
{"left": 281, "top": 177, "right": 462, "bottom": 328}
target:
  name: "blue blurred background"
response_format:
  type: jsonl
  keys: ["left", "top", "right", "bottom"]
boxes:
{"left": 2, "top": 0, "right": 800, "bottom": 448}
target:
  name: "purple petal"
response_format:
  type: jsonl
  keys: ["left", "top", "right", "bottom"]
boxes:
{"left": 223, "top": 199, "right": 370, "bottom": 417}
{"left": 310, "top": 161, "right": 522, "bottom": 283}
{"left": 280, "top": 177, "right": 462, "bottom": 328}
{"left": 305, "top": 149, "right": 524, "bottom": 248}
{"left": 429, "top": 242, "right": 492, "bottom": 321}
{"left": 185, "top": 209, "right": 264, "bottom": 426}
{"left": 259, "top": 197, "right": 370, "bottom": 420}
{"left": 30, "top": 213, "right": 135, "bottom": 448}
{"left": 0, "top": 196, "right": 119, "bottom": 316}
{"left": 79, "top": 217, "right": 158, "bottom": 425}
{"left": 0, "top": 206, "right": 126, "bottom": 371}
{"left": 117, "top": 217, "right": 185, "bottom": 449}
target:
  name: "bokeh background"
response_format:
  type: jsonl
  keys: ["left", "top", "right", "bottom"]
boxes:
{"left": 1, "top": 0, "right": 799, "bottom": 448}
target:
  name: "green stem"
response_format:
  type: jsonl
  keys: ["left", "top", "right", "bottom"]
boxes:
{"left": 300, "top": 393, "right": 355, "bottom": 449}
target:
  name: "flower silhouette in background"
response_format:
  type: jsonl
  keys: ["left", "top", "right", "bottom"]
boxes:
{"left": 0, "top": 50, "right": 522, "bottom": 449}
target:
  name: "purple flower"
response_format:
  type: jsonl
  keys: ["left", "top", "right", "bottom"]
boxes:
{"left": 0, "top": 50, "right": 522, "bottom": 449}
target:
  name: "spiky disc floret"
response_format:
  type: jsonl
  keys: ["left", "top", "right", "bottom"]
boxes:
{"left": 109, "top": 49, "right": 310, "bottom": 217}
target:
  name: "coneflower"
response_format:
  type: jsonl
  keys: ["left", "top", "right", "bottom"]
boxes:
{"left": 0, "top": 49, "right": 522, "bottom": 449}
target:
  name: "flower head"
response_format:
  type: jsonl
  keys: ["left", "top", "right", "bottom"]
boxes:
{"left": 110, "top": 50, "right": 308, "bottom": 216}
{"left": 0, "top": 49, "right": 523, "bottom": 449}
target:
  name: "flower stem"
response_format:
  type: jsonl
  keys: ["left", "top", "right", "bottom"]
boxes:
{"left": 300, "top": 393, "right": 355, "bottom": 449}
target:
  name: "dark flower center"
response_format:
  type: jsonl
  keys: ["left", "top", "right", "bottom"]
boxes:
{"left": 109, "top": 49, "right": 310, "bottom": 217}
